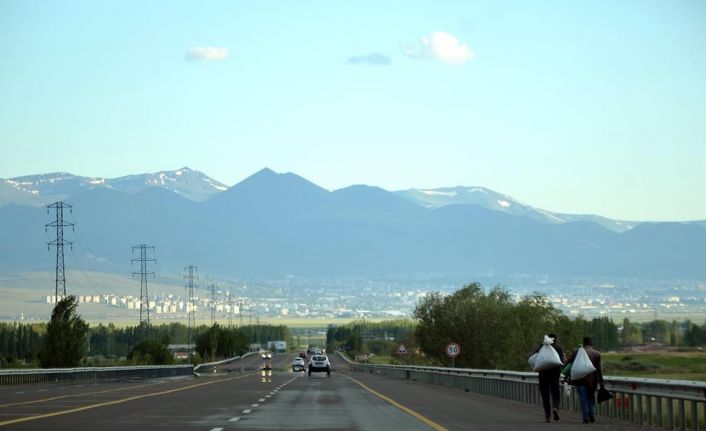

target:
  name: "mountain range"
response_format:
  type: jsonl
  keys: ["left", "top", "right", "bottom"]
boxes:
{"left": 1, "top": 167, "right": 704, "bottom": 280}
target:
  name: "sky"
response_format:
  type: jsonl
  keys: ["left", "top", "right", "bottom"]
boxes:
{"left": 1, "top": 1, "right": 705, "bottom": 221}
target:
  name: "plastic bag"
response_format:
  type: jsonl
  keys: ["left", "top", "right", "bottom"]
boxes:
{"left": 571, "top": 347, "right": 597, "bottom": 380}
{"left": 561, "top": 361, "right": 572, "bottom": 377}
{"left": 562, "top": 381, "right": 572, "bottom": 398}
{"left": 534, "top": 335, "right": 562, "bottom": 371}
{"left": 597, "top": 386, "right": 613, "bottom": 403}
{"left": 528, "top": 353, "right": 537, "bottom": 370}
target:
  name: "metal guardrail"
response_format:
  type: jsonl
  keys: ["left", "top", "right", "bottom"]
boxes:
{"left": 0, "top": 364, "right": 194, "bottom": 385}
{"left": 1, "top": 351, "right": 260, "bottom": 384}
{"left": 339, "top": 352, "right": 706, "bottom": 431}
{"left": 193, "top": 351, "right": 257, "bottom": 375}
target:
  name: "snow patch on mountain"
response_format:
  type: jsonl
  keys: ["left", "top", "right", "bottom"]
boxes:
{"left": 420, "top": 190, "right": 458, "bottom": 197}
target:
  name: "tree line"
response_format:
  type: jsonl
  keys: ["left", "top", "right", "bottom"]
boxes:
{"left": 327, "top": 283, "right": 706, "bottom": 371}
{"left": 1, "top": 296, "right": 292, "bottom": 367}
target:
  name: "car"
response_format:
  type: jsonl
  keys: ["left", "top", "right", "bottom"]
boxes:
{"left": 260, "top": 351, "right": 272, "bottom": 359}
{"left": 308, "top": 354, "right": 331, "bottom": 376}
{"left": 292, "top": 356, "right": 305, "bottom": 372}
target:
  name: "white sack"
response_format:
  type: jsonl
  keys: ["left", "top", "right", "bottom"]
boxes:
{"left": 533, "top": 335, "right": 562, "bottom": 372}
{"left": 571, "top": 347, "right": 597, "bottom": 380}
{"left": 528, "top": 353, "right": 537, "bottom": 370}
{"left": 562, "top": 381, "right": 572, "bottom": 398}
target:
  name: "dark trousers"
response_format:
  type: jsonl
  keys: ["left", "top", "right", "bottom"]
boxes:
{"left": 538, "top": 367, "right": 561, "bottom": 418}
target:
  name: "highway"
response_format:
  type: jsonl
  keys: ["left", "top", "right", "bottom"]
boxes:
{"left": 0, "top": 354, "right": 655, "bottom": 431}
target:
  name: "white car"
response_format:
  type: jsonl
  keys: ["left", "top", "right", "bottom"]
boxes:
{"left": 308, "top": 354, "right": 331, "bottom": 376}
{"left": 292, "top": 357, "right": 305, "bottom": 372}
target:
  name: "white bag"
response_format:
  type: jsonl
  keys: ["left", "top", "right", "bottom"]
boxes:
{"left": 571, "top": 347, "right": 597, "bottom": 380}
{"left": 562, "top": 381, "right": 572, "bottom": 398}
{"left": 533, "top": 335, "right": 562, "bottom": 372}
{"left": 528, "top": 353, "right": 537, "bottom": 370}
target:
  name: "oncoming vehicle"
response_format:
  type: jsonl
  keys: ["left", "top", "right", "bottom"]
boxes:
{"left": 292, "top": 356, "right": 305, "bottom": 372}
{"left": 260, "top": 351, "right": 272, "bottom": 359}
{"left": 308, "top": 354, "right": 331, "bottom": 376}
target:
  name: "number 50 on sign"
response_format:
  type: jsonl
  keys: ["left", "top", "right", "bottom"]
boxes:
{"left": 446, "top": 343, "right": 460, "bottom": 358}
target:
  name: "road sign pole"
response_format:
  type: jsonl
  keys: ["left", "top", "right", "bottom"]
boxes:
{"left": 451, "top": 357, "right": 455, "bottom": 368}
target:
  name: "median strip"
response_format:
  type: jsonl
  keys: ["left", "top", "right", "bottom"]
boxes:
{"left": 345, "top": 375, "right": 449, "bottom": 431}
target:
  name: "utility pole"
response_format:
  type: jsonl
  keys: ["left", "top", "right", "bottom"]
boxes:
{"left": 131, "top": 244, "right": 156, "bottom": 326}
{"left": 208, "top": 284, "right": 217, "bottom": 326}
{"left": 45, "top": 202, "right": 74, "bottom": 300}
{"left": 239, "top": 300, "right": 244, "bottom": 327}
{"left": 183, "top": 265, "right": 198, "bottom": 363}
{"left": 227, "top": 290, "right": 234, "bottom": 328}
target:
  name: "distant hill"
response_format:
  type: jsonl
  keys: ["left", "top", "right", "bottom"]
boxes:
{"left": 1, "top": 168, "right": 704, "bottom": 280}
{"left": 395, "top": 187, "right": 637, "bottom": 233}
{"left": 0, "top": 167, "right": 226, "bottom": 206}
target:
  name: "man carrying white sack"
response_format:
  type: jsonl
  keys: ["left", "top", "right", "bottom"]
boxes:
{"left": 528, "top": 333, "right": 566, "bottom": 423}
{"left": 567, "top": 336, "right": 605, "bottom": 424}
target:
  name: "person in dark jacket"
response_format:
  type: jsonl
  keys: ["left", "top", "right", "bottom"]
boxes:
{"left": 568, "top": 336, "right": 604, "bottom": 424}
{"left": 530, "top": 333, "right": 566, "bottom": 422}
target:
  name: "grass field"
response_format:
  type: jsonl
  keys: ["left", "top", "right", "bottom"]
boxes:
{"left": 358, "top": 351, "right": 706, "bottom": 382}
{"left": 602, "top": 351, "right": 706, "bottom": 381}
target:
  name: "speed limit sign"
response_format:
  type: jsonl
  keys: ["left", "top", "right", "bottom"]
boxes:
{"left": 446, "top": 343, "right": 460, "bottom": 358}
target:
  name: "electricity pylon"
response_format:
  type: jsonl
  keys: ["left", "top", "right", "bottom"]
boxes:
{"left": 131, "top": 244, "right": 156, "bottom": 326}
{"left": 45, "top": 202, "right": 74, "bottom": 300}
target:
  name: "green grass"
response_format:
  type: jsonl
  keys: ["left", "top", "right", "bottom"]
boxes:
{"left": 603, "top": 351, "right": 706, "bottom": 381}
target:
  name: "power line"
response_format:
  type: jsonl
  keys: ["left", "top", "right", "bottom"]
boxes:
{"left": 183, "top": 265, "right": 198, "bottom": 363}
{"left": 45, "top": 202, "right": 74, "bottom": 300}
{"left": 228, "top": 290, "right": 234, "bottom": 328}
{"left": 208, "top": 284, "right": 217, "bottom": 326}
{"left": 131, "top": 244, "right": 156, "bottom": 326}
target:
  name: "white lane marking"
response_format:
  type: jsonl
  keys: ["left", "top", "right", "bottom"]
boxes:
{"left": 210, "top": 428, "right": 223, "bottom": 431}
{"left": 265, "top": 395, "right": 272, "bottom": 398}
{"left": 14, "top": 392, "right": 25, "bottom": 395}
{"left": 242, "top": 409, "right": 252, "bottom": 414}
{"left": 258, "top": 398, "right": 265, "bottom": 402}
{"left": 251, "top": 403, "right": 259, "bottom": 407}
{"left": 228, "top": 417, "right": 241, "bottom": 422}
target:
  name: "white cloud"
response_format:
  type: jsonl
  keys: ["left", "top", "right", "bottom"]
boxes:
{"left": 403, "top": 31, "right": 474, "bottom": 64}
{"left": 185, "top": 47, "right": 230, "bottom": 61}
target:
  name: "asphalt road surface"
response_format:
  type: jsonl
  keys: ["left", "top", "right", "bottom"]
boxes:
{"left": 0, "top": 353, "right": 658, "bottom": 430}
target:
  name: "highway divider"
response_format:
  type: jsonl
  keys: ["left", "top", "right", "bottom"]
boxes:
{"left": 1, "top": 352, "right": 262, "bottom": 385}
{"left": 193, "top": 351, "right": 257, "bottom": 376}
{"left": 338, "top": 352, "right": 706, "bottom": 431}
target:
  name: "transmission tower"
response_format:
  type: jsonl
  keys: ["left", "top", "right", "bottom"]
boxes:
{"left": 131, "top": 244, "right": 156, "bottom": 326}
{"left": 227, "top": 290, "right": 234, "bottom": 328}
{"left": 45, "top": 202, "right": 74, "bottom": 300}
{"left": 183, "top": 265, "right": 198, "bottom": 361}
{"left": 208, "top": 284, "right": 217, "bottom": 326}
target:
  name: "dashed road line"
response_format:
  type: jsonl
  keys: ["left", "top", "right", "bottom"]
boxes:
{"left": 242, "top": 409, "right": 252, "bottom": 414}
{"left": 228, "top": 417, "right": 241, "bottom": 422}
{"left": 210, "top": 428, "right": 223, "bottom": 431}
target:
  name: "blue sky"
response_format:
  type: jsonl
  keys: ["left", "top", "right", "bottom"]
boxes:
{"left": 1, "top": 1, "right": 705, "bottom": 221}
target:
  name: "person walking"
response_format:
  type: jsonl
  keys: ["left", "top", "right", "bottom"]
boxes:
{"left": 530, "top": 333, "right": 566, "bottom": 422}
{"left": 568, "top": 336, "right": 604, "bottom": 424}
